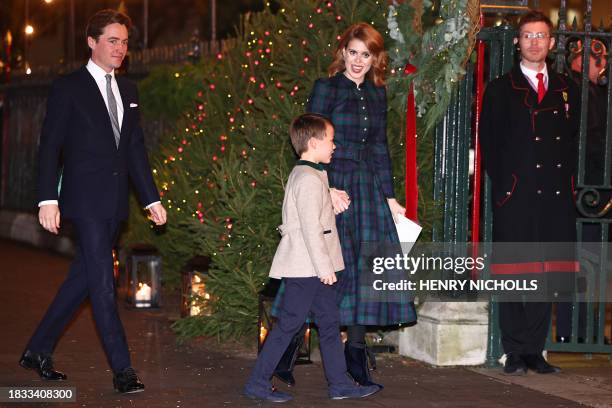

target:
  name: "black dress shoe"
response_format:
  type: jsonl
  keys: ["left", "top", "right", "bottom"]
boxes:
{"left": 19, "top": 350, "right": 67, "bottom": 381}
{"left": 113, "top": 367, "right": 145, "bottom": 394}
{"left": 503, "top": 353, "right": 527, "bottom": 376}
{"left": 523, "top": 354, "right": 561, "bottom": 374}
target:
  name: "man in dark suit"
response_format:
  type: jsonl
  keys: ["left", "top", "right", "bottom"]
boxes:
{"left": 480, "top": 10, "right": 580, "bottom": 375}
{"left": 19, "top": 9, "right": 166, "bottom": 393}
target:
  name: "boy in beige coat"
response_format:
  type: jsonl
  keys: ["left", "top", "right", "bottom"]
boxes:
{"left": 244, "top": 114, "right": 380, "bottom": 403}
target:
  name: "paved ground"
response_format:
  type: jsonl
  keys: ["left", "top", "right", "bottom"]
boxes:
{"left": 1, "top": 239, "right": 611, "bottom": 407}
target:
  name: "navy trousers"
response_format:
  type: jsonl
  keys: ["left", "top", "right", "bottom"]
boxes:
{"left": 246, "top": 277, "right": 351, "bottom": 390}
{"left": 500, "top": 302, "right": 551, "bottom": 355}
{"left": 26, "top": 218, "right": 131, "bottom": 372}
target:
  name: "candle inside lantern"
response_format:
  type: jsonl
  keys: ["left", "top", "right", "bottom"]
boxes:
{"left": 190, "top": 274, "right": 203, "bottom": 316}
{"left": 189, "top": 273, "right": 214, "bottom": 316}
{"left": 259, "top": 323, "right": 268, "bottom": 345}
{"left": 135, "top": 282, "right": 152, "bottom": 307}
{"left": 190, "top": 302, "right": 201, "bottom": 316}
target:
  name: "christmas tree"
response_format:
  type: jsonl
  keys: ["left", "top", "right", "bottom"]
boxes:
{"left": 124, "top": 0, "right": 477, "bottom": 340}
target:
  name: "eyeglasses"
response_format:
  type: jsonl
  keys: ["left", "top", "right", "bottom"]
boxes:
{"left": 519, "top": 32, "right": 550, "bottom": 40}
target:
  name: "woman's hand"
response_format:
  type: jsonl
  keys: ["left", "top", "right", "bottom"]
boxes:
{"left": 387, "top": 198, "right": 406, "bottom": 223}
{"left": 330, "top": 188, "right": 350, "bottom": 214}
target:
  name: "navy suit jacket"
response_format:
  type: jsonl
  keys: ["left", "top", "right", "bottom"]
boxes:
{"left": 37, "top": 66, "right": 160, "bottom": 220}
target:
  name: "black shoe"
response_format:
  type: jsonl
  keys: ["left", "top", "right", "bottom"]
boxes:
{"left": 113, "top": 367, "right": 145, "bottom": 393}
{"left": 344, "top": 343, "right": 383, "bottom": 389}
{"left": 19, "top": 350, "right": 67, "bottom": 381}
{"left": 523, "top": 354, "right": 561, "bottom": 374}
{"left": 503, "top": 353, "right": 527, "bottom": 376}
{"left": 273, "top": 328, "right": 304, "bottom": 386}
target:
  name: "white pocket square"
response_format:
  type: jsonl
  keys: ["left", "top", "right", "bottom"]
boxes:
{"left": 129, "top": 103, "right": 138, "bottom": 108}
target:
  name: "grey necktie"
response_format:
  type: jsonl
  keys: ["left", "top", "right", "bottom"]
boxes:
{"left": 105, "top": 74, "right": 121, "bottom": 147}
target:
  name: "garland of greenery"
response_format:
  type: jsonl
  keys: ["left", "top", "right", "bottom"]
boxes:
{"left": 386, "top": 0, "right": 479, "bottom": 132}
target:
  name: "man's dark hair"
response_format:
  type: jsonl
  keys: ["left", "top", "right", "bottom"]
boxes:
{"left": 289, "top": 113, "right": 332, "bottom": 156}
{"left": 86, "top": 9, "right": 132, "bottom": 41}
{"left": 517, "top": 10, "right": 554, "bottom": 34}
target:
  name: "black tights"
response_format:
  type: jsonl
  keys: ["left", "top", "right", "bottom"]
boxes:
{"left": 346, "top": 325, "right": 366, "bottom": 348}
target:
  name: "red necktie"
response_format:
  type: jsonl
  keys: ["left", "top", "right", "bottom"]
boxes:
{"left": 536, "top": 72, "right": 546, "bottom": 103}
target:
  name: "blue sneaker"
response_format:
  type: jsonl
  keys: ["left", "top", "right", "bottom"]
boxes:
{"left": 243, "top": 383, "right": 293, "bottom": 403}
{"left": 329, "top": 383, "right": 380, "bottom": 400}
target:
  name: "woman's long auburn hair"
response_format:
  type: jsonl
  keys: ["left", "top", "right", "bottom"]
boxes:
{"left": 328, "top": 23, "right": 387, "bottom": 87}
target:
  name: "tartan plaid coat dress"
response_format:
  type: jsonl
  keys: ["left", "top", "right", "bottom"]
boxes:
{"left": 305, "top": 73, "right": 417, "bottom": 326}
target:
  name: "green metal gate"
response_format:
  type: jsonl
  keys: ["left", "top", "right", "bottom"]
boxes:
{"left": 434, "top": 1, "right": 612, "bottom": 364}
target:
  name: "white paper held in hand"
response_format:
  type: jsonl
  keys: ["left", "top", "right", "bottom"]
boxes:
{"left": 395, "top": 213, "right": 422, "bottom": 254}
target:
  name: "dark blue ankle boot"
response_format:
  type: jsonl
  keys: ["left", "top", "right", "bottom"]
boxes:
{"left": 273, "top": 328, "right": 304, "bottom": 386}
{"left": 344, "top": 343, "right": 383, "bottom": 389}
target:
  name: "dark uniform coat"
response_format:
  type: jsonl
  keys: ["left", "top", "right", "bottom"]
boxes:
{"left": 480, "top": 64, "right": 581, "bottom": 355}
{"left": 481, "top": 64, "right": 580, "bottom": 276}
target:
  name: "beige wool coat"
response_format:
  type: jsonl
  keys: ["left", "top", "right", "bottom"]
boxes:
{"left": 269, "top": 163, "right": 344, "bottom": 279}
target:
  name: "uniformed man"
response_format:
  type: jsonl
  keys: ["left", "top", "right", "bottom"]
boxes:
{"left": 480, "top": 10, "right": 581, "bottom": 375}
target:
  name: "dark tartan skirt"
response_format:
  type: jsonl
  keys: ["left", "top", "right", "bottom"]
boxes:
{"left": 272, "top": 158, "right": 417, "bottom": 326}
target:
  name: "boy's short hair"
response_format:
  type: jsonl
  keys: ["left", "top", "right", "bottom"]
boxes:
{"left": 289, "top": 113, "right": 332, "bottom": 156}
{"left": 517, "top": 10, "right": 553, "bottom": 34}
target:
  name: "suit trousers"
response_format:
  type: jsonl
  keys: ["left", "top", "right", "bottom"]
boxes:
{"left": 499, "top": 301, "right": 551, "bottom": 355}
{"left": 246, "top": 277, "right": 351, "bottom": 390}
{"left": 26, "top": 218, "right": 131, "bottom": 372}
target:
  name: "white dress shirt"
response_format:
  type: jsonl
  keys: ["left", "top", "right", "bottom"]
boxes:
{"left": 39, "top": 60, "right": 159, "bottom": 210}
{"left": 520, "top": 62, "right": 548, "bottom": 92}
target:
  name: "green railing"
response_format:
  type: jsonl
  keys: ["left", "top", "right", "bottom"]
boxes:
{"left": 436, "top": 11, "right": 612, "bottom": 364}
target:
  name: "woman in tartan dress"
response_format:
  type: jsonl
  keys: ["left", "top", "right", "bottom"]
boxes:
{"left": 273, "top": 23, "right": 417, "bottom": 389}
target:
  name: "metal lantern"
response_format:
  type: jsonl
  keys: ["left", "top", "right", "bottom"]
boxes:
{"left": 257, "top": 279, "right": 312, "bottom": 364}
{"left": 181, "top": 256, "right": 213, "bottom": 317}
{"left": 126, "top": 244, "right": 162, "bottom": 308}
